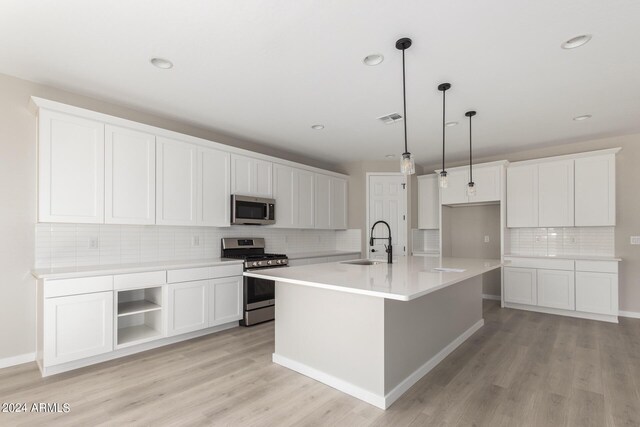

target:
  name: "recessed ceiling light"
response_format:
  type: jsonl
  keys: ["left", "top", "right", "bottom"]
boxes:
{"left": 363, "top": 54, "right": 384, "bottom": 66}
{"left": 385, "top": 154, "right": 396, "bottom": 159}
{"left": 150, "top": 57, "right": 173, "bottom": 69}
{"left": 445, "top": 121, "right": 458, "bottom": 127}
{"left": 311, "top": 124, "right": 325, "bottom": 130}
{"left": 573, "top": 114, "right": 592, "bottom": 121}
{"left": 561, "top": 34, "right": 592, "bottom": 49}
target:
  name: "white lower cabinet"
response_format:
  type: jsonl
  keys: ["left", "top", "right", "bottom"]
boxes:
{"left": 537, "top": 269, "right": 575, "bottom": 310}
{"left": 576, "top": 272, "right": 618, "bottom": 315}
{"left": 43, "top": 291, "right": 113, "bottom": 367}
{"left": 168, "top": 280, "right": 209, "bottom": 336}
{"left": 503, "top": 267, "right": 537, "bottom": 305}
{"left": 209, "top": 277, "right": 243, "bottom": 326}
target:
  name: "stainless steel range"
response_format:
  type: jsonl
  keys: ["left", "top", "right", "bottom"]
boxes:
{"left": 221, "top": 238, "right": 288, "bottom": 326}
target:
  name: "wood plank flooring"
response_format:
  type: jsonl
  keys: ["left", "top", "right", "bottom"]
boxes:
{"left": 1, "top": 301, "right": 639, "bottom": 426}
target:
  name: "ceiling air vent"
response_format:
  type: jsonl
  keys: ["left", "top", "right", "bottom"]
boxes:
{"left": 377, "top": 113, "right": 403, "bottom": 124}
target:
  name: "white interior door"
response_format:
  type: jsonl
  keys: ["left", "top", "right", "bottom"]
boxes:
{"left": 367, "top": 174, "right": 407, "bottom": 260}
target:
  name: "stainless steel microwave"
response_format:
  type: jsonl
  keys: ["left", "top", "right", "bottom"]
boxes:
{"left": 231, "top": 195, "right": 276, "bottom": 225}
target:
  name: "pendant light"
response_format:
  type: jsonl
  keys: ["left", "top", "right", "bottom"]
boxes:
{"left": 438, "top": 83, "right": 451, "bottom": 188}
{"left": 396, "top": 38, "right": 415, "bottom": 175}
{"left": 465, "top": 110, "right": 477, "bottom": 196}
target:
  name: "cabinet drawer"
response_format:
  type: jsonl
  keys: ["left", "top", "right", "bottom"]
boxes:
{"left": 210, "top": 264, "right": 243, "bottom": 279}
{"left": 504, "top": 257, "right": 574, "bottom": 271}
{"left": 114, "top": 271, "right": 166, "bottom": 290}
{"left": 575, "top": 260, "right": 618, "bottom": 274}
{"left": 168, "top": 267, "right": 212, "bottom": 283}
{"left": 44, "top": 275, "right": 113, "bottom": 298}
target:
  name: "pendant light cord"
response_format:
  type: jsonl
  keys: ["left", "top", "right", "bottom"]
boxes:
{"left": 442, "top": 88, "right": 446, "bottom": 171}
{"left": 469, "top": 114, "right": 473, "bottom": 182}
{"left": 402, "top": 49, "right": 408, "bottom": 154}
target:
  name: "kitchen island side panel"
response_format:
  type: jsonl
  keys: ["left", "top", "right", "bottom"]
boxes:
{"left": 274, "top": 281, "right": 386, "bottom": 396}
{"left": 383, "top": 275, "right": 483, "bottom": 394}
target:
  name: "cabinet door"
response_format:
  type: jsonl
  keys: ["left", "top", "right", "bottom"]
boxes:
{"left": 576, "top": 272, "right": 618, "bottom": 315}
{"left": 440, "top": 170, "right": 468, "bottom": 205}
{"left": 298, "top": 170, "right": 316, "bottom": 228}
{"left": 156, "top": 137, "right": 198, "bottom": 225}
{"left": 105, "top": 125, "right": 155, "bottom": 225}
{"left": 330, "top": 177, "right": 347, "bottom": 229}
{"left": 198, "top": 148, "right": 230, "bottom": 226}
{"left": 504, "top": 267, "right": 537, "bottom": 305}
{"left": 43, "top": 291, "right": 113, "bottom": 366}
{"left": 418, "top": 175, "right": 439, "bottom": 229}
{"left": 469, "top": 166, "right": 501, "bottom": 203}
{"left": 273, "top": 164, "right": 296, "bottom": 228}
{"left": 38, "top": 110, "right": 105, "bottom": 223}
{"left": 209, "top": 276, "right": 242, "bottom": 326}
{"left": 575, "top": 154, "right": 616, "bottom": 226}
{"left": 537, "top": 269, "right": 575, "bottom": 310}
{"left": 538, "top": 160, "right": 574, "bottom": 227}
{"left": 314, "top": 173, "right": 332, "bottom": 229}
{"left": 168, "top": 280, "right": 208, "bottom": 336}
{"left": 507, "top": 164, "right": 538, "bottom": 228}
{"left": 231, "top": 154, "right": 273, "bottom": 197}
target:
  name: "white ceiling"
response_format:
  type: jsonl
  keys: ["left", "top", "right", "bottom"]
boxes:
{"left": 1, "top": 0, "right": 639, "bottom": 166}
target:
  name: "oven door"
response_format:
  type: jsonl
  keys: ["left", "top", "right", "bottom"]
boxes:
{"left": 244, "top": 275, "right": 275, "bottom": 310}
{"left": 231, "top": 195, "right": 276, "bottom": 225}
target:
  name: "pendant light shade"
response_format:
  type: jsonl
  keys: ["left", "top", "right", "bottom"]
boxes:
{"left": 466, "top": 110, "right": 477, "bottom": 196}
{"left": 396, "top": 38, "right": 415, "bottom": 175}
{"left": 438, "top": 83, "right": 451, "bottom": 188}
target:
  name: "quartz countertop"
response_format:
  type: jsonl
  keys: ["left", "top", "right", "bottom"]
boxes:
{"left": 32, "top": 258, "right": 244, "bottom": 280}
{"left": 287, "top": 250, "right": 361, "bottom": 260}
{"left": 244, "top": 256, "right": 502, "bottom": 301}
{"left": 504, "top": 254, "right": 622, "bottom": 262}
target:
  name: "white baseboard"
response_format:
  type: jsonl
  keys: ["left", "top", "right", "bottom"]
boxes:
{"left": 482, "top": 294, "right": 501, "bottom": 301}
{"left": 0, "top": 352, "right": 36, "bottom": 370}
{"left": 383, "top": 319, "right": 484, "bottom": 409}
{"left": 273, "top": 318, "right": 485, "bottom": 410}
{"left": 619, "top": 310, "right": 640, "bottom": 319}
{"left": 272, "top": 353, "right": 386, "bottom": 409}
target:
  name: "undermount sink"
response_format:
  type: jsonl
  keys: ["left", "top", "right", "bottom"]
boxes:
{"left": 340, "top": 259, "right": 383, "bottom": 266}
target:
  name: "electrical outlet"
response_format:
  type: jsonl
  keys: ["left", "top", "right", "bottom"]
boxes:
{"left": 484, "top": 235, "right": 490, "bottom": 243}
{"left": 192, "top": 236, "right": 200, "bottom": 247}
{"left": 631, "top": 236, "right": 640, "bottom": 245}
{"left": 88, "top": 236, "right": 99, "bottom": 249}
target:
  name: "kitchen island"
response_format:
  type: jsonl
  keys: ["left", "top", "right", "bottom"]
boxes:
{"left": 244, "top": 256, "right": 502, "bottom": 409}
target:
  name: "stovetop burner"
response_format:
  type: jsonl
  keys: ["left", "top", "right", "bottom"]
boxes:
{"left": 221, "top": 238, "right": 288, "bottom": 269}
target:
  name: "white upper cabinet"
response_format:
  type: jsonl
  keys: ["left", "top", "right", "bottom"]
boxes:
{"left": 440, "top": 169, "right": 469, "bottom": 205}
{"left": 156, "top": 137, "right": 198, "bottom": 226}
{"left": 507, "top": 164, "right": 538, "bottom": 228}
{"left": 330, "top": 177, "right": 348, "bottom": 230}
{"left": 418, "top": 174, "right": 439, "bottom": 229}
{"left": 538, "top": 159, "right": 574, "bottom": 227}
{"left": 273, "top": 164, "right": 315, "bottom": 229}
{"left": 231, "top": 154, "right": 273, "bottom": 197}
{"left": 470, "top": 165, "right": 502, "bottom": 203}
{"left": 105, "top": 125, "right": 156, "bottom": 225}
{"left": 38, "top": 110, "right": 105, "bottom": 223}
{"left": 314, "top": 173, "right": 332, "bottom": 229}
{"left": 575, "top": 154, "right": 616, "bottom": 226}
{"left": 198, "top": 147, "right": 230, "bottom": 227}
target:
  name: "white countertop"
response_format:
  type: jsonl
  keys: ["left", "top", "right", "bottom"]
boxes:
{"left": 32, "top": 258, "right": 244, "bottom": 280}
{"left": 287, "top": 250, "right": 361, "bottom": 260}
{"left": 244, "top": 256, "right": 502, "bottom": 301}
{"left": 504, "top": 254, "right": 622, "bottom": 262}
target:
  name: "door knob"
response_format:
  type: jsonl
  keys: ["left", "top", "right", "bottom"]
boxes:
{"left": 371, "top": 249, "right": 377, "bottom": 252}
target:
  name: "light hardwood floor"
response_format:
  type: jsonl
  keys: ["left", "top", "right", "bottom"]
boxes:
{"left": 1, "top": 301, "right": 639, "bottom": 426}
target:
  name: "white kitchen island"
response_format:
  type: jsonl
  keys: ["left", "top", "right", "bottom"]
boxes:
{"left": 244, "top": 256, "right": 502, "bottom": 409}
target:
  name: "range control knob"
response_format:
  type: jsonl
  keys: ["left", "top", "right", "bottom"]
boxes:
{"left": 267, "top": 260, "right": 273, "bottom": 265}
{"left": 276, "top": 259, "right": 282, "bottom": 264}
{"left": 252, "top": 262, "right": 258, "bottom": 267}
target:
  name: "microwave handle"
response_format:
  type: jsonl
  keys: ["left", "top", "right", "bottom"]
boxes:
{"left": 265, "top": 203, "right": 270, "bottom": 220}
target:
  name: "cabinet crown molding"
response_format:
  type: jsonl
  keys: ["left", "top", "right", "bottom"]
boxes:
{"left": 508, "top": 148, "right": 622, "bottom": 168}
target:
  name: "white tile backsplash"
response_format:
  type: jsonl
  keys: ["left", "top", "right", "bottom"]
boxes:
{"left": 35, "top": 224, "right": 362, "bottom": 269}
{"left": 507, "top": 227, "right": 614, "bottom": 257}
{"left": 412, "top": 229, "right": 440, "bottom": 253}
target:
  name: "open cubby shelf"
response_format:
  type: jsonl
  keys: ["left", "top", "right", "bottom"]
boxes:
{"left": 118, "top": 300, "right": 162, "bottom": 317}
{"left": 116, "top": 286, "right": 164, "bottom": 348}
